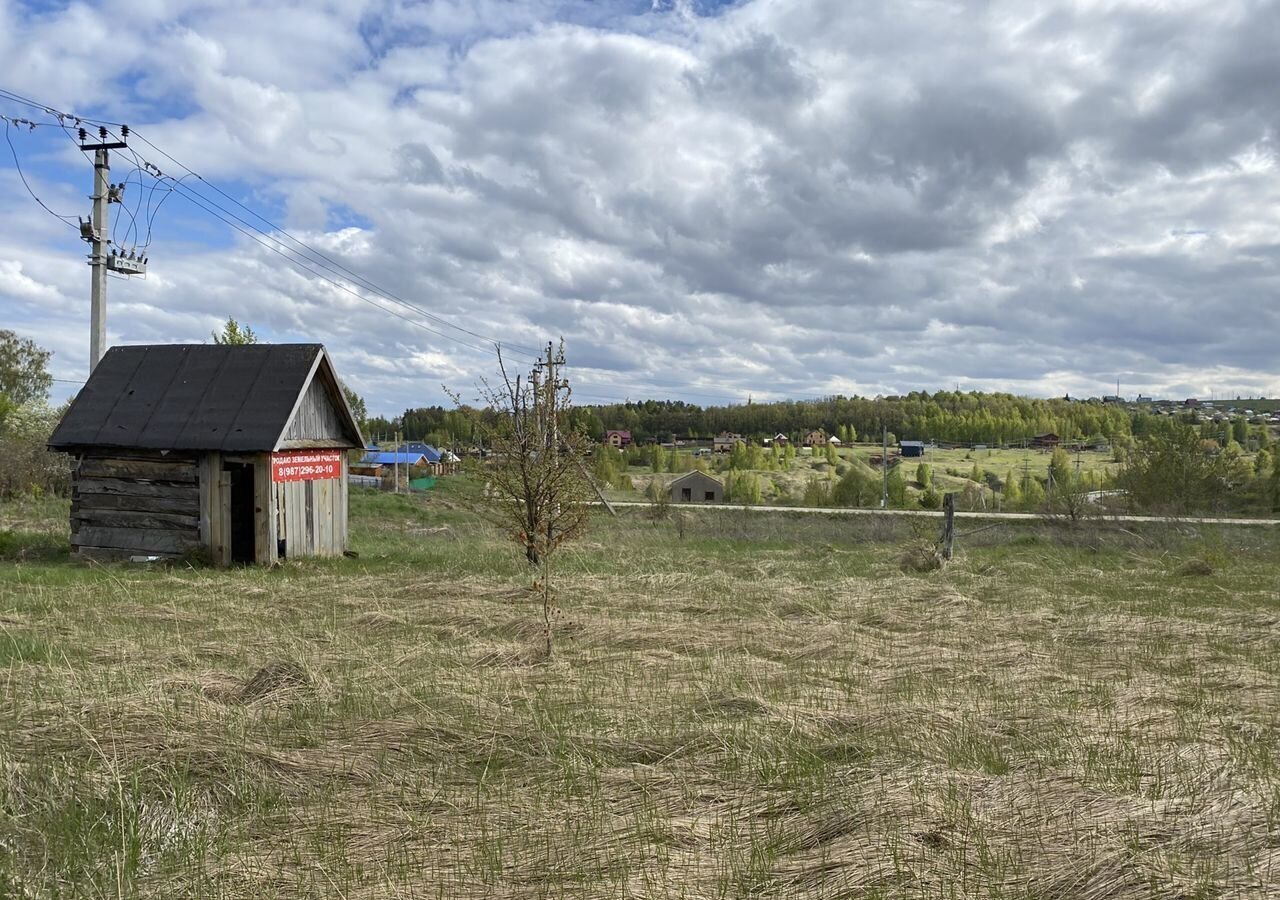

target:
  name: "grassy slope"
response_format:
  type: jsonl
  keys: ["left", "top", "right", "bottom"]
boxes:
{"left": 623, "top": 445, "right": 1126, "bottom": 506}
{"left": 1, "top": 488, "right": 1279, "bottom": 898}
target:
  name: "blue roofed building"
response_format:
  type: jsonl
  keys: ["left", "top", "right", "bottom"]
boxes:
{"left": 350, "top": 450, "right": 429, "bottom": 476}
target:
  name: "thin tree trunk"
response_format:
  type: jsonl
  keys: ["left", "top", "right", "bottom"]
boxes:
{"left": 542, "top": 554, "right": 553, "bottom": 657}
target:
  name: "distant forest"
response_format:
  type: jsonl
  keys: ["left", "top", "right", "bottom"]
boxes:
{"left": 367, "top": 391, "right": 1137, "bottom": 448}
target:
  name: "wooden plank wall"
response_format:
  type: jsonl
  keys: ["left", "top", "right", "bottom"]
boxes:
{"left": 253, "top": 455, "right": 277, "bottom": 566}
{"left": 273, "top": 472, "right": 345, "bottom": 558}
{"left": 72, "top": 451, "right": 202, "bottom": 560}
{"left": 279, "top": 377, "right": 349, "bottom": 445}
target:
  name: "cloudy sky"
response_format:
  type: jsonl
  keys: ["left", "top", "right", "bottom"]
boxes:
{"left": 1, "top": 0, "right": 1277, "bottom": 415}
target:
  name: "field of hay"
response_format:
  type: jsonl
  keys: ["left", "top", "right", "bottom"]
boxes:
{"left": 2, "top": 488, "right": 1279, "bottom": 898}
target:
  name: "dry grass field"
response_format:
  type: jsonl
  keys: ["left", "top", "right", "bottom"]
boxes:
{"left": 1, "top": 488, "right": 1279, "bottom": 898}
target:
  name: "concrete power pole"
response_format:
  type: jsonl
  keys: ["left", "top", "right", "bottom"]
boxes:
{"left": 89, "top": 146, "right": 109, "bottom": 371}
{"left": 77, "top": 125, "right": 142, "bottom": 372}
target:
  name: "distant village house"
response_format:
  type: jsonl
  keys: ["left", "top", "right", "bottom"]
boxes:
{"left": 350, "top": 450, "right": 428, "bottom": 478}
{"left": 713, "top": 432, "right": 743, "bottom": 453}
{"left": 605, "top": 430, "right": 632, "bottom": 449}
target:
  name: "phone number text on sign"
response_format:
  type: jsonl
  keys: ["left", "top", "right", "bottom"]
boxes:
{"left": 271, "top": 450, "right": 343, "bottom": 483}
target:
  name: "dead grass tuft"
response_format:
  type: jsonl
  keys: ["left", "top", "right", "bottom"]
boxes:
{"left": 1175, "top": 557, "right": 1216, "bottom": 577}
{"left": 238, "top": 661, "right": 308, "bottom": 702}
{"left": 899, "top": 540, "right": 944, "bottom": 573}
{"left": 694, "top": 694, "right": 769, "bottom": 717}
{"left": 352, "top": 610, "right": 406, "bottom": 630}
{"left": 199, "top": 673, "right": 245, "bottom": 703}
{"left": 473, "top": 642, "right": 551, "bottom": 667}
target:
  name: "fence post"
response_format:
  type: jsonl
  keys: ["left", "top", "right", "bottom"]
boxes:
{"left": 940, "top": 492, "right": 956, "bottom": 560}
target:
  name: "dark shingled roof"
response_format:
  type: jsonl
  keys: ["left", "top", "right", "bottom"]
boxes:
{"left": 49, "top": 344, "right": 356, "bottom": 452}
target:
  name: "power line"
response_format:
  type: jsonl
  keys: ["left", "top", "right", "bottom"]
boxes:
{"left": 138, "top": 171, "right": 189, "bottom": 251}
{"left": 0, "top": 88, "right": 124, "bottom": 127}
{"left": 115, "top": 125, "right": 544, "bottom": 360}
{"left": 2, "top": 88, "right": 767, "bottom": 405}
{"left": 154, "top": 173, "right": 513, "bottom": 357}
{"left": 3, "top": 117, "right": 79, "bottom": 229}
{"left": 110, "top": 164, "right": 145, "bottom": 249}
{"left": 0, "top": 89, "right": 544, "bottom": 364}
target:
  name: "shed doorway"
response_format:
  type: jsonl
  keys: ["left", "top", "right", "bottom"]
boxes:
{"left": 226, "top": 462, "right": 256, "bottom": 564}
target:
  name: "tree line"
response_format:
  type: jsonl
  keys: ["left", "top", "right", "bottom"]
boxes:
{"left": 370, "top": 391, "right": 1135, "bottom": 450}
{"left": 564, "top": 392, "right": 1132, "bottom": 446}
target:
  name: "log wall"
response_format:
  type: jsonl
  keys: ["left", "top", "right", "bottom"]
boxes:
{"left": 72, "top": 448, "right": 349, "bottom": 564}
{"left": 72, "top": 451, "right": 202, "bottom": 560}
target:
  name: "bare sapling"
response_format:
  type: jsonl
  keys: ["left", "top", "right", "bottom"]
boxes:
{"left": 472, "top": 341, "right": 594, "bottom": 656}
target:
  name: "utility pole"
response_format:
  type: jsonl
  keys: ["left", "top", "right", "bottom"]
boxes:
{"left": 89, "top": 143, "right": 109, "bottom": 371}
{"left": 535, "top": 342, "right": 567, "bottom": 542}
{"left": 77, "top": 125, "right": 143, "bottom": 372}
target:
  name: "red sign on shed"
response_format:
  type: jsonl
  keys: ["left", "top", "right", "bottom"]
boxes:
{"left": 271, "top": 450, "right": 342, "bottom": 483}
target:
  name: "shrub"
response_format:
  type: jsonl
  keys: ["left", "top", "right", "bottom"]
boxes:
{"left": 0, "top": 403, "right": 70, "bottom": 500}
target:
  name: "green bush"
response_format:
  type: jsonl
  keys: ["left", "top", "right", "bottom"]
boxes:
{"left": 0, "top": 403, "right": 70, "bottom": 500}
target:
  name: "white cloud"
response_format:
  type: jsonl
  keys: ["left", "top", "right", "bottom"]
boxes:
{"left": 2, "top": 0, "right": 1279, "bottom": 415}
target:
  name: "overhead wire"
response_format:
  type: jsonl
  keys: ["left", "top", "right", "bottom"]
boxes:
{"left": 2, "top": 87, "right": 760, "bottom": 404}
{"left": 118, "top": 125, "right": 544, "bottom": 360}
{"left": 2, "top": 116, "right": 79, "bottom": 230}
{"left": 139, "top": 170, "right": 190, "bottom": 251}
{"left": 153, "top": 172, "right": 511, "bottom": 357}
{"left": 110, "top": 164, "right": 145, "bottom": 249}
{"left": 1, "top": 96, "right": 514, "bottom": 365}
{"left": 0, "top": 90, "right": 538, "bottom": 363}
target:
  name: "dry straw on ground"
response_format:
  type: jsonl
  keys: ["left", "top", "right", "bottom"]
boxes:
{"left": 1, "top": 498, "right": 1278, "bottom": 898}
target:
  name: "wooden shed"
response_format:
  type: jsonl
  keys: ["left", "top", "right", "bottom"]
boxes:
{"left": 48, "top": 343, "right": 364, "bottom": 565}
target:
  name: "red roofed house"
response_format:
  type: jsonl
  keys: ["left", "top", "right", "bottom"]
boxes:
{"left": 605, "top": 430, "right": 632, "bottom": 449}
